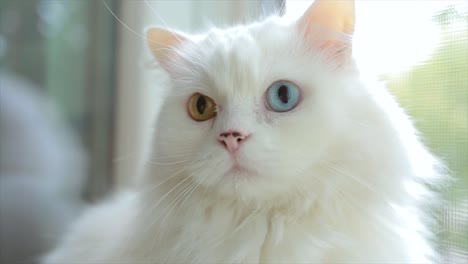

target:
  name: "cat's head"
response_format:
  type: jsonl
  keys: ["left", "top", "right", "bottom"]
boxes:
{"left": 146, "top": 0, "right": 362, "bottom": 203}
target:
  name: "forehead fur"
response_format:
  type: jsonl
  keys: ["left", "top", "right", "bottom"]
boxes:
{"left": 173, "top": 18, "right": 304, "bottom": 98}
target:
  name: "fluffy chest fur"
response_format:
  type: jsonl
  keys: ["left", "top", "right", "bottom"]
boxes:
{"left": 136, "top": 192, "right": 409, "bottom": 263}
{"left": 46, "top": 187, "right": 414, "bottom": 263}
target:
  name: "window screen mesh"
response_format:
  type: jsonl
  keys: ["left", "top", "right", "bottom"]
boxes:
{"left": 383, "top": 6, "right": 467, "bottom": 263}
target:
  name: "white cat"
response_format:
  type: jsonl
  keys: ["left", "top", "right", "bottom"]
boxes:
{"left": 44, "top": 1, "right": 443, "bottom": 263}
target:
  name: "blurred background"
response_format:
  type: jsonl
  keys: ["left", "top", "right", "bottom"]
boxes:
{"left": 0, "top": 0, "right": 466, "bottom": 263}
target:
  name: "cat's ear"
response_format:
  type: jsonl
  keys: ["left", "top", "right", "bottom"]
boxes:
{"left": 146, "top": 27, "right": 189, "bottom": 72}
{"left": 297, "top": 0, "right": 355, "bottom": 64}
{"left": 298, "top": 0, "right": 355, "bottom": 35}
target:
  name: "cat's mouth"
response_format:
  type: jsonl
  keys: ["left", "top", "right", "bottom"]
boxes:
{"left": 230, "top": 164, "right": 249, "bottom": 173}
{"left": 226, "top": 161, "right": 255, "bottom": 177}
{"left": 222, "top": 150, "right": 257, "bottom": 177}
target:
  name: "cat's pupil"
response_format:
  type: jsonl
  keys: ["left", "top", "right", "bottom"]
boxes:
{"left": 278, "top": 85, "right": 290, "bottom": 104}
{"left": 196, "top": 96, "right": 206, "bottom": 114}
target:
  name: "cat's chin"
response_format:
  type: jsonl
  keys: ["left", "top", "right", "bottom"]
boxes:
{"left": 211, "top": 167, "right": 293, "bottom": 203}
{"left": 226, "top": 164, "right": 255, "bottom": 177}
{"left": 196, "top": 151, "right": 299, "bottom": 203}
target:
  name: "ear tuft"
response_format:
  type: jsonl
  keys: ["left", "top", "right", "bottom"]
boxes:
{"left": 298, "top": 0, "right": 355, "bottom": 35}
{"left": 297, "top": 0, "right": 355, "bottom": 66}
{"left": 146, "top": 27, "right": 188, "bottom": 71}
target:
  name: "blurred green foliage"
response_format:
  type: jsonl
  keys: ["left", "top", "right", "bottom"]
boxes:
{"left": 384, "top": 8, "right": 468, "bottom": 255}
{"left": 385, "top": 8, "right": 467, "bottom": 199}
{"left": 45, "top": 1, "right": 89, "bottom": 130}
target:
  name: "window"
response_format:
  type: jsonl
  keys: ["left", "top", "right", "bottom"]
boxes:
{"left": 0, "top": 0, "right": 119, "bottom": 200}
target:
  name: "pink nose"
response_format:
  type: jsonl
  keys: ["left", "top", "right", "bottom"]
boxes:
{"left": 218, "top": 131, "right": 249, "bottom": 153}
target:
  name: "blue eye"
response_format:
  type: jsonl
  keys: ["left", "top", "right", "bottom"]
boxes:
{"left": 265, "top": 81, "right": 301, "bottom": 112}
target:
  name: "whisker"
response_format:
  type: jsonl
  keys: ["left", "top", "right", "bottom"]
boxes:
{"left": 147, "top": 159, "right": 193, "bottom": 166}
{"left": 163, "top": 168, "right": 212, "bottom": 240}
{"left": 149, "top": 152, "right": 202, "bottom": 160}
{"left": 206, "top": 207, "right": 261, "bottom": 253}
{"left": 178, "top": 175, "right": 206, "bottom": 213}
{"left": 141, "top": 163, "right": 192, "bottom": 194}
{"left": 142, "top": 151, "right": 211, "bottom": 195}
{"left": 157, "top": 174, "right": 205, "bottom": 241}
{"left": 159, "top": 179, "right": 199, "bottom": 226}
{"left": 142, "top": 174, "right": 192, "bottom": 232}
{"left": 103, "top": 0, "right": 172, "bottom": 49}
{"left": 143, "top": 163, "right": 205, "bottom": 232}
{"left": 319, "top": 160, "right": 378, "bottom": 194}
{"left": 112, "top": 152, "right": 137, "bottom": 162}
{"left": 144, "top": 0, "right": 185, "bottom": 44}
{"left": 146, "top": 178, "right": 198, "bottom": 255}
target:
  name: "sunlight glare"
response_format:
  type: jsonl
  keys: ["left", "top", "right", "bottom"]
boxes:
{"left": 285, "top": 0, "right": 467, "bottom": 75}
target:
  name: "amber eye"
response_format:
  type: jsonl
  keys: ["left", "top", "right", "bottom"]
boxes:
{"left": 187, "top": 93, "right": 217, "bottom": 121}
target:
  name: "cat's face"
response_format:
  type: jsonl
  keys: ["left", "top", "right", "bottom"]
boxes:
{"left": 148, "top": 1, "right": 358, "bottom": 202}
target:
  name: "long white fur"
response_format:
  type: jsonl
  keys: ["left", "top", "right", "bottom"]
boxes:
{"left": 44, "top": 9, "right": 443, "bottom": 264}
